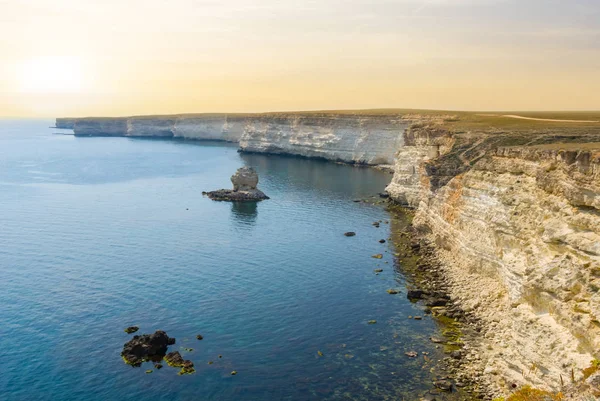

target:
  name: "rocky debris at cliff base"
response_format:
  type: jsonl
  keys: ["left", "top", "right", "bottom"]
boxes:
{"left": 121, "top": 330, "right": 176, "bottom": 367}
{"left": 433, "top": 380, "right": 453, "bottom": 392}
{"left": 205, "top": 167, "right": 269, "bottom": 202}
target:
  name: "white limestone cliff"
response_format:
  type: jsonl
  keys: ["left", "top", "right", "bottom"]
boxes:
{"left": 387, "top": 126, "right": 600, "bottom": 395}
{"left": 238, "top": 114, "right": 408, "bottom": 165}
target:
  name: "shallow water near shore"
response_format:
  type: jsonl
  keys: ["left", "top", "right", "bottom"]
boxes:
{"left": 1, "top": 120, "right": 455, "bottom": 401}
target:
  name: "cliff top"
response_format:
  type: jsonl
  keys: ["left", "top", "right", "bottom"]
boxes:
{"left": 59, "top": 109, "right": 600, "bottom": 137}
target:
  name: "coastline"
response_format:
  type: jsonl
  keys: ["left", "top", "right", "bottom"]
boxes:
{"left": 55, "top": 110, "right": 600, "bottom": 399}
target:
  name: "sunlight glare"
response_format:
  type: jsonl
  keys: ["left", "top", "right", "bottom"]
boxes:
{"left": 18, "top": 56, "right": 85, "bottom": 94}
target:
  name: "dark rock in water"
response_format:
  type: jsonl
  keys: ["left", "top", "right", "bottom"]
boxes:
{"left": 379, "top": 192, "right": 390, "bottom": 198}
{"left": 386, "top": 289, "right": 399, "bottom": 294}
{"left": 374, "top": 268, "right": 383, "bottom": 273}
{"left": 164, "top": 351, "right": 185, "bottom": 367}
{"left": 154, "top": 363, "right": 163, "bottom": 369}
{"left": 344, "top": 232, "right": 356, "bottom": 237}
{"left": 121, "top": 330, "right": 175, "bottom": 367}
{"left": 433, "top": 380, "right": 453, "bottom": 392}
{"left": 206, "top": 189, "right": 269, "bottom": 201}
{"left": 124, "top": 326, "right": 139, "bottom": 334}
{"left": 196, "top": 334, "right": 204, "bottom": 340}
{"left": 407, "top": 289, "right": 426, "bottom": 300}
{"left": 379, "top": 239, "right": 386, "bottom": 243}
{"left": 179, "top": 360, "right": 195, "bottom": 375}
{"left": 206, "top": 167, "right": 269, "bottom": 202}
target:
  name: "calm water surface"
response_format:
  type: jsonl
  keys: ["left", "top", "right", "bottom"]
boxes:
{"left": 1, "top": 120, "right": 449, "bottom": 401}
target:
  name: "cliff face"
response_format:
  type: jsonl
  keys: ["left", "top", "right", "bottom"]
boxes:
{"left": 64, "top": 113, "right": 409, "bottom": 165}
{"left": 173, "top": 115, "right": 245, "bottom": 142}
{"left": 387, "top": 126, "right": 600, "bottom": 392}
{"left": 55, "top": 118, "right": 76, "bottom": 129}
{"left": 74, "top": 118, "right": 128, "bottom": 136}
{"left": 239, "top": 114, "right": 408, "bottom": 165}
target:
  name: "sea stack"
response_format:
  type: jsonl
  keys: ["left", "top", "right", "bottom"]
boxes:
{"left": 205, "top": 167, "right": 269, "bottom": 202}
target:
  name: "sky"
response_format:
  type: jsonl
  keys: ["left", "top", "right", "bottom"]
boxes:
{"left": 0, "top": 0, "right": 599, "bottom": 117}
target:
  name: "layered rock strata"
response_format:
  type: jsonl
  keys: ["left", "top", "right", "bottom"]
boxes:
{"left": 386, "top": 125, "right": 600, "bottom": 395}
{"left": 60, "top": 112, "right": 409, "bottom": 165}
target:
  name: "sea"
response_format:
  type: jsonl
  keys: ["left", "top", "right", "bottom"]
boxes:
{"left": 0, "top": 119, "right": 454, "bottom": 401}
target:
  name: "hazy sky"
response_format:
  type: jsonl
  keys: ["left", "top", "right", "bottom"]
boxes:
{"left": 1, "top": 0, "right": 599, "bottom": 117}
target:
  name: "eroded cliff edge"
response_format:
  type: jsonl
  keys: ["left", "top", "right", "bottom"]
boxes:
{"left": 386, "top": 121, "right": 600, "bottom": 396}
{"left": 61, "top": 112, "right": 411, "bottom": 166}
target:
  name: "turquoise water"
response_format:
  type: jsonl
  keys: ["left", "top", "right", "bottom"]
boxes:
{"left": 1, "top": 120, "right": 447, "bottom": 401}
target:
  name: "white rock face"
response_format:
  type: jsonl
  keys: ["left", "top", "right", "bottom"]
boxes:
{"left": 70, "top": 113, "right": 408, "bottom": 166}
{"left": 73, "top": 118, "right": 128, "bottom": 136}
{"left": 173, "top": 115, "right": 245, "bottom": 142}
{"left": 231, "top": 167, "right": 259, "bottom": 191}
{"left": 127, "top": 117, "right": 176, "bottom": 137}
{"left": 389, "top": 130, "right": 600, "bottom": 392}
{"left": 239, "top": 114, "right": 408, "bottom": 165}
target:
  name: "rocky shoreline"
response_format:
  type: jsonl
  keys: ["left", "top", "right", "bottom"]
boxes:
{"left": 388, "top": 202, "right": 600, "bottom": 400}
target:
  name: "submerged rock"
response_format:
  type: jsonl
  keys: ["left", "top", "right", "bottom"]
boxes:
{"left": 121, "top": 330, "right": 175, "bottom": 367}
{"left": 386, "top": 289, "right": 399, "bottom": 294}
{"left": 124, "top": 326, "right": 139, "bottom": 334}
{"left": 205, "top": 167, "right": 269, "bottom": 202}
{"left": 344, "top": 232, "right": 356, "bottom": 237}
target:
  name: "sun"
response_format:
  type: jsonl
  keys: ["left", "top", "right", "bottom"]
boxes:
{"left": 18, "top": 56, "right": 85, "bottom": 94}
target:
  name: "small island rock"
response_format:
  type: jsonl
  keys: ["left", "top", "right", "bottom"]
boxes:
{"left": 205, "top": 167, "right": 269, "bottom": 202}
{"left": 121, "top": 330, "right": 175, "bottom": 367}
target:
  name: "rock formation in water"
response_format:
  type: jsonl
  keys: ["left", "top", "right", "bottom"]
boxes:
{"left": 121, "top": 330, "right": 176, "bottom": 367}
{"left": 205, "top": 167, "right": 269, "bottom": 201}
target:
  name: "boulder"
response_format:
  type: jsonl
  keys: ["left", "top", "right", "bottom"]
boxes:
{"left": 121, "top": 330, "right": 175, "bottom": 367}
